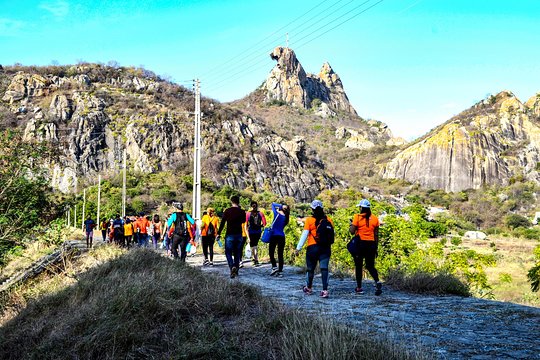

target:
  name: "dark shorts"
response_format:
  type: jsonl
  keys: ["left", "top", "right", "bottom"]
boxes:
{"left": 248, "top": 232, "right": 262, "bottom": 247}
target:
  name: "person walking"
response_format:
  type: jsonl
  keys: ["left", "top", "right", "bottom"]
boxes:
{"left": 295, "top": 200, "right": 334, "bottom": 298}
{"left": 201, "top": 208, "right": 219, "bottom": 266}
{"left": 99, "top": 220, "right": 108, "bottom": 242}
{"left": 151, "top": 214, "right": 162, "bottom": 249}
{"left": 216, "top": 195, "right": 246, "bottom": 278}
{"left": 349, "top": 199, "right": 382, "bottom": 296}
{"left": 84, "top": 215, "right": 96, "bottom": 248}
{"left": 163, "top": 213, "right": 172, "bottom": 256}
{"left": 269, "top": 202, "right": 289, "bottom": 277}
{"left": 124, "top": 218, "right": 134, "bottom": 248}
{"left": 112, "top": 214, "right": 124, "bottom": 246}
{"left": 167, "top": 202, "right": 195, "bottom": 261}
{"left": 245, "top": 201, "right": 267, "bottom": 267}
{"left": 134, "top": 213, "right": 151, "bottom": 248}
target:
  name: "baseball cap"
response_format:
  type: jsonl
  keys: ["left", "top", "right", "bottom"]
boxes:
{"left": 172, "top": 202, "right": 183, "bottom": 210}
{"left": 310, "top": 200, "right": 323, "bottom": 209}
{"left": 356, "top": 199, "right": 371, "bottom": 208}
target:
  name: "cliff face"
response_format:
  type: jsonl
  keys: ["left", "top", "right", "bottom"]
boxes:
{"left": 263, "top": 47, "right": 357, "bottom": 115}
{"left": 0, "top": 65, "right": 338, "bottom": 201}
{"left": 382, "top": 91, "right": 540, "bottom": 192}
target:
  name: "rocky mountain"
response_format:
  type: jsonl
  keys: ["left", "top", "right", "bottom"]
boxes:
{"left": 382, "top": 91, "right": 540, "bottom": 192}
{"left": 263, "top": 47, "right": 357, "bottom": 115}
{"left": 0, "top": 64, "right": 339, "bottom": 201}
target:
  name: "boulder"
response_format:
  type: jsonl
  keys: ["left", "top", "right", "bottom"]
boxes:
{"left": 463, "top": 231, "right": 487, "bottom": 240}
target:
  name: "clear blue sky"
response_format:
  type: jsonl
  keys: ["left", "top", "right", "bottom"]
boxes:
{"left": 1, "top": 0, "right": 540, "bottom": 140}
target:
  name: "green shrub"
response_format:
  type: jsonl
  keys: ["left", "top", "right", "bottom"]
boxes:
{"left": 505, "top": 213, "right": 531, "bottom": 229}
{"left": 385, "top": 269, "right": 470, "bottom": 296}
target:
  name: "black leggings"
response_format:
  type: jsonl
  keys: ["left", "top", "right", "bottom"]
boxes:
{"left": 269, "top": 235, "right": 285, "bottom": 271}
{"left": 172, "top": 234, "right": 189, "bottom": 261}
{"left": 202, "top": 235, "right": 215, "bottom": 261}
{"left": 354, "top": 241, "right": 379, "bottom": 287}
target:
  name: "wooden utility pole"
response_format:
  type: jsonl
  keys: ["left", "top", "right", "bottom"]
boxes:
{"left": 82, "top": 188, "right": 86, "bottom": 229}
{"left": 192, "top": 79, "right": 201, "bottom": 221}
{"left": 97, "top": 174, "right": 101, "bottom": 227}
{"left": 122, "top": 149, "right": 127, "bottom": 218}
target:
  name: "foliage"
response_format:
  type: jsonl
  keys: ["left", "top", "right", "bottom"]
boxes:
{"left": 0, "top": 131, "right": 59, "bottom": 263}
{"left": 528, "top": 245, "right": 540, "bottom": 292}
{"left": 505, "top": 214, "right": 531, "bottom": 229}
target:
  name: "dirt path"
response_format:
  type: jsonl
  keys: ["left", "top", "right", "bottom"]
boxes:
{"left": 184, "top": 253, "right": 540, "bottom": 360}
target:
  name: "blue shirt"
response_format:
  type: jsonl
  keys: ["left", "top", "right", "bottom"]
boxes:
{"left": 271, "top": 202, "right": 287, "bottom": 237}
{"left": 84, "top": 219, "right": 95, "bottom": 232}
{"left": 167, "top": 212, "right": 195, "bottom": 228}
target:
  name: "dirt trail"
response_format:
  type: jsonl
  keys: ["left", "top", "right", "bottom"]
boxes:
{"left": 185, "top": 253, "right": 540, "bottom": 360}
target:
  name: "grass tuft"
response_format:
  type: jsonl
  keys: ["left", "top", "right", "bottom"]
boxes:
{"left": 385, "top": 269, "right": 471, "bottom": 297}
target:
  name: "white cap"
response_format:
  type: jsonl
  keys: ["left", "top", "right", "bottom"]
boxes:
{"left": 310, "top": 200, "right": 323, "bottom": 209}
{"left": 356, "top": 199, "right": 371, "bottom": 208}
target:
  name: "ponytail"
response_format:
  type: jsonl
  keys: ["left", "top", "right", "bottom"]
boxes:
{"left": 360, "top": 207, "right": 371, "bottom": 227}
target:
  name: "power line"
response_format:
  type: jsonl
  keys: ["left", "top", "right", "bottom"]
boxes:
{"left": 200, "top": 0, "right": 329, "bottom": 80}
{"left": 205, "top": 0, "right": 385, "bottom": 95}
{"left": 202, "top": 0, "right": 357, "bottom": 87}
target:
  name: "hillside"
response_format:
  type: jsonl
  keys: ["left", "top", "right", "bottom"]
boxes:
{"left": 0, "top": 64, "right": 338, "bottom": 201}
{"left": 382, "top": 91, "right": 540, "bottom": 192}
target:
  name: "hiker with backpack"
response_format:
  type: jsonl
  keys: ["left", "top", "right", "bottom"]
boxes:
{"left": 123, "top": 218, "right": 135, "bottom": 248}
{"left": 201, "top": 208, "right": 219, "bottom": 265}
{"left": 294, "top": 200, "right": 334, "bottom": 298}
{"left": 99, "top": 220, "right": 108, "bottom": 243}
{"left": 167, "top": 202, "right": 195, "bottom": 261}
{"left": 151, "top": 214, "right": 162, "bottom": 249}
{"left": 269, "top": 202, "right": 289, "bottom": 276}
{"left": 245, "top": 201, "right": 267, "bottom": 267}
{"left": 216, "top": 195, "right": 246, "bottom": 278}
{"left": 112, "top": 214, "right": 124, "bottom": 246}
{"left": 349, "top": 199, "right": 382, "bottom": 296}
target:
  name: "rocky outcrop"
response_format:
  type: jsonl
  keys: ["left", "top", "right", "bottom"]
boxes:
{"left": 263, "top": 47, "right": 357, "bottom": 115}
{"left": 382, "top": 91, "right": 540, "bottom": 191}
{"left": 336, "top": 120, "right": 406, "bottom": 150}
{"left": 1, "top": 66, "right": 338, "bottom": 201}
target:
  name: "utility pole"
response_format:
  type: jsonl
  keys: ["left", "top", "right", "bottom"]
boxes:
{"left": 74, "top": 204, "right": 77, "bottom": 228}
{"left": 192, "top": 78, "right": 201, "bottom": 221}
{"left": 82, "top": 188, "right": 86, "bottom": 229}
{"left": 97, "top": 174, "right": 101, "bottom": 227}
{"left": 122, "top": 149, "right": 127, "bottom": 218}
{"left": 68, "top": 208, "right": 71, "bottom": 227}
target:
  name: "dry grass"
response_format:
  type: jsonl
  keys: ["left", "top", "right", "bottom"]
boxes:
{"left": 0, "top": 247, "right": 427, "bottom": 360}
{"left": 459, "top": 236, "right": 540, "bottom": 306}
{"left": 385, "top": 269, "right": 470, "bottom": 296}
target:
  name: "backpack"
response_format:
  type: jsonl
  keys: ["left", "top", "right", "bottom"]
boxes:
{"left": 248, "top": 211, "right": 263, "bottom": 232}
{"left": 207, "top": 218, "right": 215, "bottom": 236}
{"left": 173, "top": 212, "right": 189, "bottom": 237}
{"left": 315, "top": 216, "right": 334, "bottom": 247}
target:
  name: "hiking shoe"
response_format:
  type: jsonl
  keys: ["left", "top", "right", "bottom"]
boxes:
{"left": 375, "top": 282, "right": 382, "bottom": 296}
{"left": 230, "top": 267, "right": 237, "bottom": 279}
{"left": 320, "top": 290, "right": 329, "bottom": 298}
{"left": 270, "top": 267, "right": 279, "bottom": 276}
{"left": 355, "top": 287, "right": 364, "bottom": 294}
{"left": 303, "top": 286, "right": 313, "bottom": 295}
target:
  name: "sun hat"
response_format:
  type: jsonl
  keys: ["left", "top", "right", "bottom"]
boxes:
{"left": 310, "top": 200, "right": 323, "bottom": 209}
{"left": 356, "top": 199, "right": 371, "bottom": 208}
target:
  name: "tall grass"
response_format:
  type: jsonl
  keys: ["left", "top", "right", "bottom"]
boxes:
{"left": 385, "top": 269, "right": 470, "bottom": 296}
{"left": 0, "top": 248, "right": 426, "bottom": 359}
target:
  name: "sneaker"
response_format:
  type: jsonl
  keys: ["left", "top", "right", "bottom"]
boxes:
{"left": 276, "top": 271, "right": 283, "bottom": 278}
{"left": 230, "top": 267, "right": 237, "bottom": 279}
{"left": 355, "top": 287, "right": 364, "bottom": 294}
{"left": 303, "top": 286, "right": 313, "bottom": 295}
{"left": 253, "top": 259, "right": 260, "bottom": 267}
{"left": 239, "top": 262, "right": 244, "bottom": 269}
{"left": 209, "top": 261, "right": 213, "bottom": 266}
{"left": 320, "top": 290, "right": 329, "bottom": 298}
{"left": 203, "top": 259, "right": 209, "bottom": 266}
{"left": 270, "top": 267, "right": 279, "bottom": 276}
{"left": 375, "top": 282, "right": 382, "bottom": 296}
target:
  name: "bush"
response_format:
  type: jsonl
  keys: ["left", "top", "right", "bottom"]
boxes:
{"left": 505, "top": 213, "right": 531, "bottom": 229}
{"left": 385, "top": 269, "right": 470, "bottom": 296}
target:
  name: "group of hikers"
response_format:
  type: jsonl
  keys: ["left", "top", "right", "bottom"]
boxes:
{"left": 82, "top": 195, "right": 383, "bottom": 298}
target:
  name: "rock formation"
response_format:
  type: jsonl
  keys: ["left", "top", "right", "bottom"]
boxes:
{"left": 0, "top": 65, "right": 338, "bottom": 201}
{"left": 382, "top": 91, "right": 540, "bottom": 192}
{"left": 335, "top": 120, "right": 406, "bottom": 150}
{"left": 263, "top": 47, "right": 357, "bottom": 115}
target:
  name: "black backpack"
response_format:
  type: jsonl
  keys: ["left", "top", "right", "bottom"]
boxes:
{"left": 315, "top": 216, "right": 334, "bottom": 247}
{"left": 248, "top": 211, "right": 263, "bottom": 232}
{"left": 173, "top": 212, "right": 189, "bottom": 237}
{"left": 207, "top": 219, "right": 215, "bottom": 236}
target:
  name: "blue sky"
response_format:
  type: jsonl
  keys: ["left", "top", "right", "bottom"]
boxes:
{"left": 1, "top": 0, "right": 540, "bottom": 140}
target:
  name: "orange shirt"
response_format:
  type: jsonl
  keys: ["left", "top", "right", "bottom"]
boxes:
{"left": 201, "top": 214, "right": 219, "bottom": 236}
{"left": 303, "top": 216, "right": 334, "bottom": 247}
{"left": 135, "top": 218, "right": 151, "bottom": 234}
{"left": 352, "top": 213, "right": 379, "bottom": 241}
